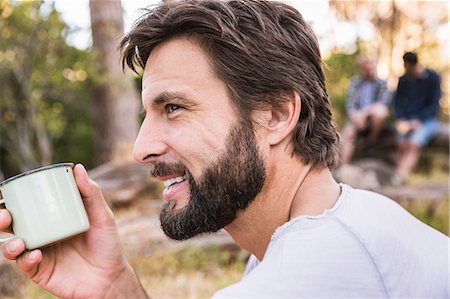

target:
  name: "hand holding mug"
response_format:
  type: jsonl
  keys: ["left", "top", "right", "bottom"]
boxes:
{"left": 0, "top": 163, "right": 89, "bottom": 249}
{"left": 0, "top": 164, "right": 147, "bottom": 299}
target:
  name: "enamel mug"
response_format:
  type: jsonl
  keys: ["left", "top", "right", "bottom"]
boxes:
{"left": 0, "top": 163, "right": 90, "bottom": 250}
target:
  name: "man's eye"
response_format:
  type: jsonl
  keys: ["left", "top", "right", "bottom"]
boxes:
{"left": 166, "top": 104, "right": 182, "bottom": 113}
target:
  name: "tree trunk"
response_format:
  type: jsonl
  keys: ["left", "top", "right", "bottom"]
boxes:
{"left": 388, "top": 0, "right": 397, "bottom": 81}
{"left": 89, "top": 0, "right": 139, "bottom": 165}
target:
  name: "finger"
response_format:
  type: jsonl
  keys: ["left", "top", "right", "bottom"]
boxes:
{"left": 0, "top": 209, "right": 12, "bottom": 233}
{"left": 73, "top": 164, "right": 115, "bottom": 227}
{"left": 1, "top": 238, "right": 25, "bottom": 260}
{"left": 16, "top": 249, "right": 42, "bottom": 278}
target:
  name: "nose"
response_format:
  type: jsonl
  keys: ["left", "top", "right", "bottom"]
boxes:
{"left": 133, "top": 118, "right": 168, "bottom": 164}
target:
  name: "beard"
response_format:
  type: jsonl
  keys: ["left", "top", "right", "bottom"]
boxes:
{"left": 150, "top": 120, "right": 266, "bottom": 241}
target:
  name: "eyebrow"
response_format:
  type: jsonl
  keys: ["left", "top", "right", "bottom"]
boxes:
{"left": 152, "top": 91, "right": 196, "bottom": 108}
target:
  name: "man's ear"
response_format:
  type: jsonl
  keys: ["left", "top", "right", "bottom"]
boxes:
{"left": 265, "top": 91, "right": 301, "bottom": 146}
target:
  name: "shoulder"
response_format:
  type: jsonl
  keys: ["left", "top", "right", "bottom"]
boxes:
{"left": 214, "top": 186, "right": 449, "bottom": 298}
{"left": 398, "top": 74, "right": 407, "bottom": 83}
{"left": 426, "top": 68, "right": 441, "bottom": 80}
{"left": 337, "top": 186, "right": 449, "bottom": 297}
{"left": 339, "top": 186, "right": 449, "bottom": 258}
{"left": 342, "top": 186, "right": 449, "bottom": 244}
{"left": 338, "top": 187, "right": 443, "bottom": 231}
{"left": 335, "top": 187, "right": 426, "bottom": 236}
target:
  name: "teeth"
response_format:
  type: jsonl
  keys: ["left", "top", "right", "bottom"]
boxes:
{"left": 163, "top": 175, "right": 186, "bottom": 188}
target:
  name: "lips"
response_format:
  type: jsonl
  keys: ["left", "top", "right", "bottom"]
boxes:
{"left": 156, "top": 173, "right": 189, "bottom": 202}
{"left": 151, "top": 162, "right": 191, "bottom": 202}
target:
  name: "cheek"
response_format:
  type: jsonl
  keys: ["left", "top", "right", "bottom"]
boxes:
{"left": 169, "top": 126, "right": 224, "bottom": 177}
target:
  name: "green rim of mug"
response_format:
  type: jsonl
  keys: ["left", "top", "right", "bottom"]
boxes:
{"left": 0, "top": 163, "right": 75, "bottom": 187}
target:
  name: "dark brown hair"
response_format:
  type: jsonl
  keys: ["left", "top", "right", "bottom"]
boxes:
{"left": 403, "top": 51, "right": 418, "bottom": 65}
{"left": 120, "top": 0, "right": 340, "bottom": 169}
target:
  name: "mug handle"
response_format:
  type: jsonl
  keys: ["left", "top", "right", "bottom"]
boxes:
{"left": 0, "top": 198, "right": 16, "bottom": 243}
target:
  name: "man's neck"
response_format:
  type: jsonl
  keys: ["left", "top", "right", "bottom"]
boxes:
{"left": 362, "top": 74, "right": 376, "bottom": 81}
{"left": 225, "top": 156, "right": 341, "bottom": 261}
{"left": 410, "top": 64, "right": 425, "bottom": 78}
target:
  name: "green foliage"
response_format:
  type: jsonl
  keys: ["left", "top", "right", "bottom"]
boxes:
{"left": 408, "top": 199, "right": 449, "bottom": 236}
{"left": 132, "top": 245, "right": 247, "bottom": 276}
{"left": 0, "top": 1, "right": 97, "bottom": 176}
{"left": 324, "top": 51, "right": 359, "bottom": 128}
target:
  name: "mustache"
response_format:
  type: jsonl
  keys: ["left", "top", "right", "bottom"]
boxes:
{"left": 149, "top": 162, "right": 190, "bottom": 178}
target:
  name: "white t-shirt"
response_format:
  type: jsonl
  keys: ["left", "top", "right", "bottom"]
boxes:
{"left": 213, "top": 184, "right": 449, "bottom": 298}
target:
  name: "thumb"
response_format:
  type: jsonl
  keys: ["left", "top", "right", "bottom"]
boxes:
{"left": 73, "top": 164, "right": 115, "bottom": 228}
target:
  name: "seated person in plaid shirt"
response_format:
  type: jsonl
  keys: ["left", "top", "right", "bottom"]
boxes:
{"left": 341, "top": 57, "right": 391, "bottom": 164}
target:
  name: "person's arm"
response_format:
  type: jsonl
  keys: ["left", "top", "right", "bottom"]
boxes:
{"left": 392, "top": 77, "right": 406, "bottom": 119}
{"left": 376, "top": 79, "right": 391, "bottom": 107}
{"left": 1, "top": 164, "right": 150, "bottom": 299}
{"left": 346, "top": 78, "right": 360, "bottom": 115}
{"left": 419, "top": 72, "right": 441, "bottom": 121}
{"left": 104, "top": 265, "right": 150, "bottom": 299}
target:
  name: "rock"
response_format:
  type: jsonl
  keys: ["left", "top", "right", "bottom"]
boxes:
{"left": 379, "top": 183, "right": 448, "bottom": 202}
{"left": 333, "top": 158, "right": 395, "bottom": 189}
{"left": 89, "top": 161, "right": 161, "bottom": 208}
{"left": 428, "top": 123, "right": 449, "bottom": 151}
{"left": 117, "top": 211, "right": 169, "bottom": 257}
{"left": 351, "top": 126, "right": 398, "bottom": 165}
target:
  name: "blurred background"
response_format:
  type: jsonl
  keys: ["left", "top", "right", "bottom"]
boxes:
{"left": 0, "top": 0, "right": 448, "bottom": 298}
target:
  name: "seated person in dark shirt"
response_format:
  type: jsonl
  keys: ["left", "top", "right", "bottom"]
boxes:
{"left": 392, "top": 52, "right": 441, "bottom": 185}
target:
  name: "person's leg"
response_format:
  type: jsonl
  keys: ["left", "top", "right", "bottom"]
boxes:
{"left": 394, "top": 119, "right": 439, "bottom": 184}
{"left": 341, "top": 111, "right": 369, "bottom": 165}
{"left": 367, "top": 104, "right": 389, "bottom": 141}
{"left": 341, "top": 123, "right": 357, "bottom": 165}
{"left": 350, "top": 110, "right": 368, "bottom": 132}
{"left": 392, "top": 139, "right": 408, "bottom": 185}
{"left": 397, "top": 139, "right": 407, "bottom": 156}
{"left": 396, "top": 141, "right": 422, "bottom": 179}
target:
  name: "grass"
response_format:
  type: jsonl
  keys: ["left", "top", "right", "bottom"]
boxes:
{"left": 20, "top": 245, "right": 247, "bottom": 299}
{"left": 404, "top": 197, "right": 449, "bottom": 235}
{"left": 130, "top": 245, "right": 247, "bottom": 299}
{"left": 405, "top": 154, "right": 449, "bottom": 234}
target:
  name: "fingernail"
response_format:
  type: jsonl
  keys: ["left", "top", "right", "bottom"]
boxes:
{"left": 6, "top": 240, "right": 18, "bottom": 254}
{"left": 76, "top": 163, "right": 87, "bottom": 175}
{"left": 26, "top": 251, "right": 38, "bottom": 262}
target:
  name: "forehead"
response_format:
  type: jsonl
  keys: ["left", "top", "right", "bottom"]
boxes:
{"left": 140, "top": 38, "right": 239, "bottom": 120}
{"left": 142, "top": 38, "right": 215, "bottom": 96}
{"left": 360, "top": 59, "right": 374, "bottom": 67}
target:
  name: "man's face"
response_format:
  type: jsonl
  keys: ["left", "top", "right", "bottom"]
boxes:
{"left": 359, "top": 59, "right": 376, "bottom": 80}
{"left": 134, "top": 38, "right": 266, "bottom": 240}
